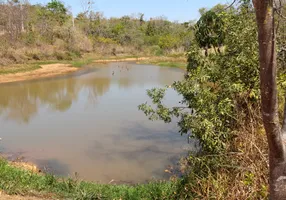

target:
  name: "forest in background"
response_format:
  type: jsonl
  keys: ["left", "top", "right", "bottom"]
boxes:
{"left": 0, "top": 0, "right": 193, "bottom": 66}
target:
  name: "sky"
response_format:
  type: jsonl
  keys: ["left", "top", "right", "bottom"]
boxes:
{"left": 29, "top": 0, "right": 230, "bottom": 22}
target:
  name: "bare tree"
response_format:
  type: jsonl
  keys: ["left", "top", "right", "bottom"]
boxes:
{"left": 80, "top": 0, "right": 95, "bottom": 17}
{"left": 0, "top": 0, "right": 28, "bottom": 42}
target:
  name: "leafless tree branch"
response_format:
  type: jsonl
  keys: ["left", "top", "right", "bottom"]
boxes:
{"left": 224, "top": 0, "right": 238, "bottom": 10}
{"left": 275, "top": 8, "right": 286, "bottom": 19}
{"left": 275, "top": 0, "right": 286, "bottom": 19}
{"left": 172, "top": 106, "right": 191, "bottom": 110}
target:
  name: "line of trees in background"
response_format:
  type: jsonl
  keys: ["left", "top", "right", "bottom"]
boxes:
{"left": 0, "top": 0, "right": 194, "bottom": 66}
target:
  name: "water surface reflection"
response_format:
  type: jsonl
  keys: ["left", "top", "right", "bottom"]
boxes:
{"left": 0, "top": 63, "right": 189, "bottom": 183}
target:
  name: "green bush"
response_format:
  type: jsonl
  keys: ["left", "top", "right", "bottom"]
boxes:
{"left": 149, "top": 45, "right": 164, "bottom": 56}
{"left": 158, "top": 34, "right": 179, "bottom": 50}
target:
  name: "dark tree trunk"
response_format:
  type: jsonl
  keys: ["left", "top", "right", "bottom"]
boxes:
{"left": 253, "top": 0, "right": 286, "bottom": 199}
{"left": 283, "top": 96, "right": 286, "bottom": 134}
{"left": 204, "top": 47, "right": 208, "bottom": 57}
{"left": 218, "top": 47, "right": 221, "bottom": 54}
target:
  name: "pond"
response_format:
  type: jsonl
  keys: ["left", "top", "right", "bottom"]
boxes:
{"left": 0, "top": 62, "right": 192, "bottom": 184}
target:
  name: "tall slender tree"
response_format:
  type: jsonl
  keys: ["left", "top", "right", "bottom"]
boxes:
{"left": 252, "top": 0, "right": 286, "bottom": 199}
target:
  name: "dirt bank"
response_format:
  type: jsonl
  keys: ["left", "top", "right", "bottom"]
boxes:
{"left": 0, "top": 194, "right": 50, "bottom": 200}
{"left": 0, "top": 64, "right": 78, "bottom": 84}
{"left": 0, "top": 57, "right": 151, "bottom": 84}
{"left": 0, "top": 56, "right": 182, "bottom": 84}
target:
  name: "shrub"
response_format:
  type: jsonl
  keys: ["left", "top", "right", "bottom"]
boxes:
{"left": 158, "top": 34, "right": 179, "bottom": 50}
{"left": 149, "top": 45, "right": 164, "bottom": 56}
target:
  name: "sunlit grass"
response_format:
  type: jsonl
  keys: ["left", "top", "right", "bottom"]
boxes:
{"left": 138, "top": 58, "right": 187, "bottom": 70}
{"left": 0, "top": 64, "right": 41, "bottom": 75}
{"left": 0, "top": 58, "right": 93, "bottom": 75}
{"left": 70, "top": 58, "right": 94, "bottom": 68}
{"left": 155, "top": 61, "right": 186, "bottom": 69}
{"left": 0, "top": 158, "right": 177, "bottom": 199}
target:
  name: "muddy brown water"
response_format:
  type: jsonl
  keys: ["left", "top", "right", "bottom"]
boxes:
{"left": 0, "top": 62, "right": 193, "bottom": 183}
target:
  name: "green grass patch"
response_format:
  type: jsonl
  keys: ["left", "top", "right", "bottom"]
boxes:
{"left": 92, "top": 55, "right": 140, "bottom": 61}
{"left": 138, "top": 60, "right": 186, "bottom": 70}
{"left": 0, "top": 158, "right": 177, "bottom": 199}
{"left": 70, "top": 58, "right": 94, "bottom": 68}
{"left": 156, "top": 61, "right": 186, "bottom": 69}
{"left": 0, "top": 64, "right": 41, "bottom": 75}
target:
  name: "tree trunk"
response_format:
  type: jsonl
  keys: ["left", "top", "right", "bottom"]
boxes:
{"left": 20, "top": 1, "right": 24, "bottom": 32}
{"left": 204, "top": 47, "right": 208, "bottom": 57}
{"left": 253, "top": 0, "right": 286, "bottom": 199}
{"left": 283, "top": 96, "right": 286, "bottom": 134}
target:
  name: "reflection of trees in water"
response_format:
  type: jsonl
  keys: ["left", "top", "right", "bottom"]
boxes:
{"left": 0, "top": 76, "right": 111, "bottom": 123}
{"left": 0, "top": 85, "right": 38, "bottom": 123}
{"left": 0, "top": 67, "right": 183, "bottom": 123}
{"left": 118, "top": 77, "right": 132, "bottom": 89}
{"left": 158, "top": 67, "right": 183, "bottom": 85}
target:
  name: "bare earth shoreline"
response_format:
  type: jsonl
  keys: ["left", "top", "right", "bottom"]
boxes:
{"left": 0, "top": 64, "right": 77, "bottom": 84}
{"left": 0, "top": 194, "right": 51, "bottom": 200}
{"left": 0, "top": 57, "right": 150, "bottom": 84}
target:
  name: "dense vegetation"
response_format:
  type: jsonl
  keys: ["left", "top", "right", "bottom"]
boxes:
{"left": 0, "top": 0, "right": 193, "bottom": 66}
{"left": 140, "top": 1, "right": 286, "bottom": 199}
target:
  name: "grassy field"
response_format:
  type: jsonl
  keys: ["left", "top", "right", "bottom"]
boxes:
{"left": 0, "top": 158, "right": 177, "bottom": 199}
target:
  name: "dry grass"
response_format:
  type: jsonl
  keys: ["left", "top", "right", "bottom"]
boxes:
{"left": 174, "top": 125, "right": 268, "bottom": 200}
{"left": 137, "top": 56, "right": 187, "bottom": 69}
{"left": 0, "top": 64, "right": 41, "bottom": 74}
{"left": 173, "top": 97, "right": 270, "bottom": 200}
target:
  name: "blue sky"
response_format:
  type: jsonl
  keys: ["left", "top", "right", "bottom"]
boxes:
{"left": 29, "top": 0, "right": 230, "bottom": 22}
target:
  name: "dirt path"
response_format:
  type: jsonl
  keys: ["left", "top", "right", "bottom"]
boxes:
{"left": 0, "top": 194, "right": 49, "bottom": 200}
{"left": 0, "top": 64, "right": 78, "bottom": 84}
{"left": 0, "top": 192, "right": 55, "bottom": 200}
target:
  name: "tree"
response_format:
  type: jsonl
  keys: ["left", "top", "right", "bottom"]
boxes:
{"left": 80, "top": 0, "right": 94, "bottom": 17}
{"left": 145, "top": 19, "right": 156, "bottom": 36}
{"left": 139, "top": 13, "right": 144, "bottom": 26}
{"left": 46, "top": 0, "right": 68, "bottom": 25}
{"left": 158, "top": 34, "right": 179, "bottom": 50}
{"left": 195, "top": 10, "right": 226, "bottom": 56}
{"left": 252, "top": 0, "right": 286, "bottom": 199}
{"left": 138, "top": 1, "right": 284, "bottom": 198}
{"left": 139, "top": 3, "right": 259, "bottom": 155}
{"left": 0, "top": 0, "right": 28, "bottom": 42}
